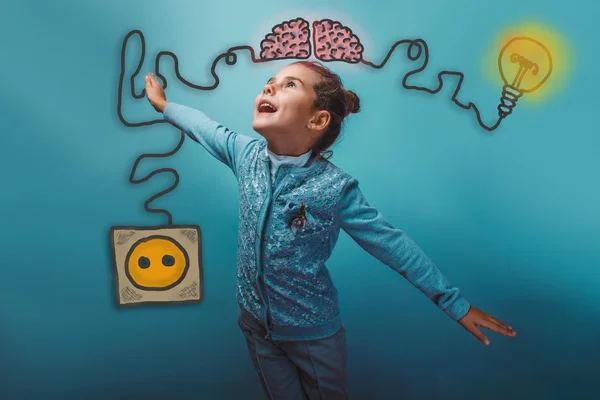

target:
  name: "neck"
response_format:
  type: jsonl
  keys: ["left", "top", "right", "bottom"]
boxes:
{"left": 266, "top": 142, "right": 312, "bottom": 157}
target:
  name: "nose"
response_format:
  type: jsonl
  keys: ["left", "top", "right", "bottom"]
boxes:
{"left": 263, "top": 83, "right": 274, "bottom": 95}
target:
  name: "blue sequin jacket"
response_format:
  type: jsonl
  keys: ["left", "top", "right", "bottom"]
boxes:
{"left": 164, "top": 103, "right": 471, "bottom": 341}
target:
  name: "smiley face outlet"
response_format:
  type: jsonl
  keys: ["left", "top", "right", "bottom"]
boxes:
{"left": 124, "top": 235, "right": 190, "bottom": 290}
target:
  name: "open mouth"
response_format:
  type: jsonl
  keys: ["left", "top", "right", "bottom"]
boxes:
{"left": 258, "top": 102, "right": 277, "bottom": 113}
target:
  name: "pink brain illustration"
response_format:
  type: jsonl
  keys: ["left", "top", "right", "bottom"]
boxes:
{"left": 312, "top": 19, "right": 363, "bottom": 62}
{"left": 260, "top": 18, "right": 311, "bottom": 59}
{"left": 259, "top": 18, "right": 364, "bottom": 63}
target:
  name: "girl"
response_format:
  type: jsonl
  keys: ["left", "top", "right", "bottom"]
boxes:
{"left": 144, "top": 61, "right": 516, "bottom": 399}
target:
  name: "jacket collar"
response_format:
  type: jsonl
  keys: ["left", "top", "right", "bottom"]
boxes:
{"left": 259, "top": 140, "right": 323, "bottom": 175}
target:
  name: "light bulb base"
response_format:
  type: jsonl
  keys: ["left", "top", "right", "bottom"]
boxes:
{"left": 498, "top": 85, "right": 523, "bottom": 119}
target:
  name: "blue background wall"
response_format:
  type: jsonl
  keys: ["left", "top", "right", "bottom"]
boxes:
{"left": 2, "top": 0, "right": 598, "bottom": 398}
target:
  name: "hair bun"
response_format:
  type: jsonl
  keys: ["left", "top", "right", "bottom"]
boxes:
{"left": 344, "top": 90, "right": 360, "bottom": 116}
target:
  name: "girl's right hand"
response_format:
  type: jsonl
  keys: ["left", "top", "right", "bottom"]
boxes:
{"left": 144, "top": 72, "right": 168, "bottom": 113}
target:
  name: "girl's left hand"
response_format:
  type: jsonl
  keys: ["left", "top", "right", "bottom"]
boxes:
{"left": 458, "top": 305, "right": 516, "bottom": 345}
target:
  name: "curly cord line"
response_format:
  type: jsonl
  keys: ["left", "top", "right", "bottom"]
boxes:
{"left": 361, "top": 39, "right": 502, "bottom": 132}
{"left": 118, "top": 29, "right": 268, "bottom": 128}
{"left": 117, "top": 29, "right": 503, "bottom": 224}
{"left": 127, "top": 130, "right": 185, "bottom": 225}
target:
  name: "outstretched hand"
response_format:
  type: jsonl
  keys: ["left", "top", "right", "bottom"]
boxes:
{"left": 144, "top": 72, "right": 168, "bottom": 113}
{"left": 458, "top": 305, "right": 516, "bottom": 345}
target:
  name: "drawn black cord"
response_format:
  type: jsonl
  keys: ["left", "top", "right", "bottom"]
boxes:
{"left": 128, "top": 130, "right": 184, "bottom": 225}
{"left": 117, "top": 29, "right": 268, "bottom": 128}
{"left": 118, "top": 18, "right": 544, "bottom": 223}
{"left": 119, "top": 24, "right": 505, "bottom": 131}
{"left": 360, "top": 39, "right": 502, "bottom": 131}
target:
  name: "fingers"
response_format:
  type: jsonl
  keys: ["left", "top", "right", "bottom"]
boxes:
{"left": 143, "top": 73, "right": 167, "bottom": 113}
{"left": 479, "top": 319, "right": 516, "bottom": 339}
{"left": 465, "top": 318, "right": 516, "bottom": 346}
{"left": 488, "top": 315, "right": 514, "bottom": 332}
{"left": 147, "top": 72, "right": 161, "bottom": 88}
{"left": 467, "top": 323, "right": 490, "bottom": 346}
{"left": 484, "top": 315, "right": 516, "bottom": 337}
{"left": 144, "top": 73, "right": 165, "bottom": 97}
{"left": 144, "top": 74, "right": 153, "bottom": 90}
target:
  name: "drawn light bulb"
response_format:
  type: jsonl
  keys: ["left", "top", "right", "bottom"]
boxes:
{"left": 497, "top": 37, "right": 552, "bottom": 119}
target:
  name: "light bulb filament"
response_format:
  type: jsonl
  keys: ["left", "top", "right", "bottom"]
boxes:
{"left": 510, "top": 53, "right": 539, "bottom": 89}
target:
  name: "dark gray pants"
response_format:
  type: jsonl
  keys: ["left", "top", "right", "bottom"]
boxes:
{"left": 238, "top": 315, "right": 348, "bottom": 399}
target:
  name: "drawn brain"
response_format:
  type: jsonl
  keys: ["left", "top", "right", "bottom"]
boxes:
{"left": 260, "top": 18, "right": 311, "bottom": 59}
{"left": 312, "top": 19, "right": 363, "bottom": 63}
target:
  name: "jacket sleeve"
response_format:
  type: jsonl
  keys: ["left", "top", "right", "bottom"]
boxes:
{"left": 336, "top": 177, "right": 471, "bottom": 321}
{"left": 163, "top": 102, "right": 256, "bottom": 178}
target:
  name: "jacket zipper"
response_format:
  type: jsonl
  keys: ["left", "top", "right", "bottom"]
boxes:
{"left": 255, "top": 164, "right": 291, "bottom": 339}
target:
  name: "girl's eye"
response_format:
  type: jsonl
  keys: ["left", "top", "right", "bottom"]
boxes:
{"left": 286, "top": 81, "right": 296, "bottom": 88}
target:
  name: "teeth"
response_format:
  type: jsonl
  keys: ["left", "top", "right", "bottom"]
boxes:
{"left": 260, "top": 103, "right": 276, "bottom": 111}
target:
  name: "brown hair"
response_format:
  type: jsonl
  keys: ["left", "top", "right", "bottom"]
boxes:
{"left": 292, "top": 61, "right": 360, "bottom": 160}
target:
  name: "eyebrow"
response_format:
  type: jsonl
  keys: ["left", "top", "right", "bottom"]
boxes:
{"left": 267, "top": 76, "right": 305, "bottom": 86}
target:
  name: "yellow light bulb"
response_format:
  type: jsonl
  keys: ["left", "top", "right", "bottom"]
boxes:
{"left": 497, "top": 37, "right": 553, "bottom": 118}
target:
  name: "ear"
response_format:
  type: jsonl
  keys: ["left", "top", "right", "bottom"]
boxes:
{"left": 310, "top": 110, "right": 330, "bottom": 131}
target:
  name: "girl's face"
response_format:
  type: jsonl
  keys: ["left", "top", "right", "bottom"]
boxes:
{"left": 252, "top": 64, "right": 320, "bottom": 138}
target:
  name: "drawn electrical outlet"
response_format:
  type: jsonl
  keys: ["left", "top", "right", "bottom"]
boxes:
{"left": 110, "top": 225, "right": 202, "bottom": 307}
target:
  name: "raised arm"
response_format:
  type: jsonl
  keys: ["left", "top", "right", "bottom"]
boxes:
{"left": 336, "top": 177, "right": 471, "bottom": 321}
{"left": 144, "top": 73, "right": 256, "bottom": 178}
